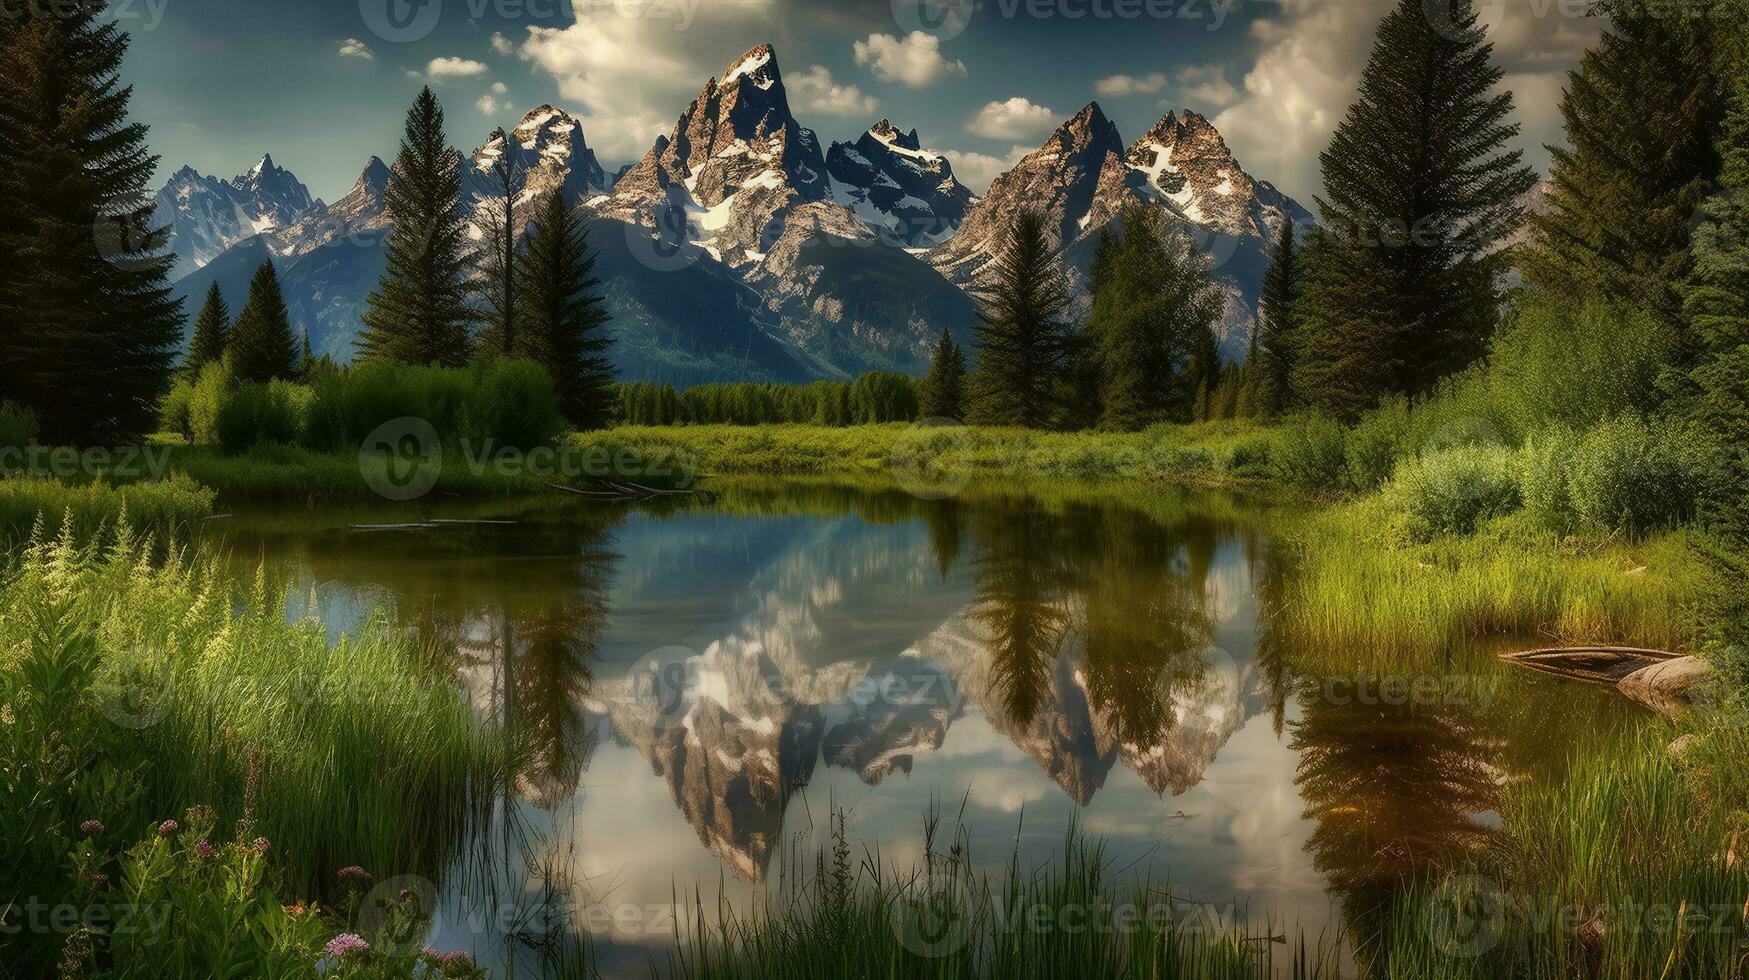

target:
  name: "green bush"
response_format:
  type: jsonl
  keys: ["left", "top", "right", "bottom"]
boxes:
{"left": 1567, "top": 416, "right": 1700, "bottom": 535}
{"left": 1343, "top": 396, "right": 1411, "bottom": 492}
{"left": 188, "top": 360, "right": 232, "bottom": 445}
{"left": 1489, "top": 295, "right": 1677, "bottom": 434}
{"left": 157, "top": 381, "right": 194, "bottom": 440}
{"left": 1384, "top": 444, "right": 1523, "bottom": 540}
{"left": 215, "top": 380, "right": 312, "bottom": 453}
{"left": 302, "top": 359, "right": 566, "bottom": 453}
{"left": 0, "top": 400, "right": 37, "bottom": 451}
{"left": 1273, "top": 413, "right": 1348, "bottom": 490}
{"left": 1518, "top": 425, "right": 1582, "bottom": 534}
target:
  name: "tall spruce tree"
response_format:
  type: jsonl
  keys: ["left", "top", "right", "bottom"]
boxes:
{"left": 358, "top": 87, "right": 476, "bottom": 367}
{"left": 969, "top": 210, "right": 1074, "bottom": 428}
{"left": 0, "top": 3, "right": 183, "bottom": 442}
{"left": 1294, "top": 0, "right": 1537, "bottom": 418}
{"left": 1682, "top": 32, "right": 1749, "bottom": 666}
{"left": 919, "top": 327, "right": 967, "bottom": 420}
{"left": 185, "top": 282, "right": 231, "bottom": 375}
{"left": 1250, "top": 219, "right": 1301, "bottom": 415}
{"left": 517, "top": 190, "right": 615, "bottom": 429}
{"left": 228, "top": 261, "right": 299, "bottom": 383}
{"left": 1532, "top": 0, "right": 1728, "bottom": 346}
{"left": 1094, "top": 203, "right": 1221, "bottom": 431}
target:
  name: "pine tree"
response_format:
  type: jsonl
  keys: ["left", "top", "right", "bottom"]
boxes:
{"left": 1682, "top": 33, "right": 1749, "bottom": 666}
{"left": 1532, "top": 0, "right": 1728, "bottom": 345}
{"left": 358, "top": 87, "right": 476, "bottom": 367}
{"left": 1291, "top": 228, "right": 1399, "bottom": 421}
{"left": 185, "top": 282, "right": 231, "bottom": 375}
{"left": 517, "top": 189, "right": 615, "bottom": 429}
{"left": 476, "top": 150, "right": 521, "bottom": 359}
{"left": 228, "top": 261, "right": 299, "bottom": 383}
{"left": 1250, "top": 219, "right": 1301, "bottom": 415}
{"left": 0, "top": 4, "right": 183, "bottom": 442}
{"left": 1094, "top": 204, "right": 1221, "bottom": 431}
{"left": 1295, "top": 0, "right": 1537, "bottom": 416}
{"left": 918, "top": 328, "right": 967, "bottom": 420}
{"left": 968, "top": 210, "right": 1074, "bottom": 428}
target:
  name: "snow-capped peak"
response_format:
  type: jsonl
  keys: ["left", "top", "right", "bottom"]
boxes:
{"left": 722, "top": 43, "right": 777, "bottom": 89}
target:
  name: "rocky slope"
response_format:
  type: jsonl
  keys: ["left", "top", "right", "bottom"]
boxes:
{"left": 929, "top": 104, "right": 1312, "bottom": 355}
{"left": 464, "top": 105, "right": 607, "bottom": 215}
{"left": 825, "top": 120, "right": 974, "bottom": 248}
{"left": 152, "top": 154, "right": 318, "bottom": 279}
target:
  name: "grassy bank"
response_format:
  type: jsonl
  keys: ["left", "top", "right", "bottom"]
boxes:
{"left": 0, "top": 523, "right": 510, "bottom": 976}
{"left": 1274, "top": 501, "right": 1700, "bottom": 667}
{"left": 577, "top": 421, "right": 1281, "bottom": 484}
{"left": 0, "top": 474, "right": 215, "bottom": 545}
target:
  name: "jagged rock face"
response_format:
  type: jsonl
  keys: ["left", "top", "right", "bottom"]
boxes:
{"left": 930, "top": 102, "right": 1132, "bottom": 289}
{"left": 274, "top": 156, "right": 391, "bottom": 258}
{"left": 602, "top": 43, "right": 829, "bottom": 270}
{"left": 826, "top": 120, "right": 974, "bottom": 248}
{"left": 152, "top": 154, "right": 318, "bottom": 279}
{"left": 1126, "top": 111, "right": 1303, "bottom": 242}
{"left": 647, "top": 700, "right": 823, "bottom": 881}
{"left": 928, "top": 102, "right": 1312, "bottom": 356}
{"left": 465, "top": 105, "right": 607, "bottom": 212}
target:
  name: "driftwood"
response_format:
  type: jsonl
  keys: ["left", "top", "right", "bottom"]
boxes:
{"left": 1498, "top": 646, "right": 1685, "bottom": 685}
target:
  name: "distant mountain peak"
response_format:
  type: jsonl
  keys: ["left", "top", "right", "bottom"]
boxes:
{"left": 721, "top": 42, "right": 779, "bottom": 89}
{"left": 154, "top": 153, "right": 316, "bottom": 280}
{"left": 826, "top": 121, "right": 970, "bottom": 247}
{"left": 868, "top": 119, "right": 921, "bottom": 152}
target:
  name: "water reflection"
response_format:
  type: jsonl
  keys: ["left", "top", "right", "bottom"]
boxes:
{"left": 218, "top": 482, "right": 1635, "bottom": 974}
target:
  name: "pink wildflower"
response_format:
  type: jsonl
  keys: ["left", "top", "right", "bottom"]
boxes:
{"left": 79, "top": 820, "right": 104, "bottom": 836}
{"left": 324, "top": 933, "right": 370, "bottom": 958}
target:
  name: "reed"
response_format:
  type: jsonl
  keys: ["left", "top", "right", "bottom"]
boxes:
{"left": 0, "top": 474, "right": 214, "bottom": 545}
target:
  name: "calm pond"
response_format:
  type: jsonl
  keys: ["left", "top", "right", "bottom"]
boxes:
{"left": 218, "top": 480, "right": 1638, "bottom": 976}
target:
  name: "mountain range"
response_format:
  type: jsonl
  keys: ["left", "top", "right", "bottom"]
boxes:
{"left": 160, "top": 43, "right": 1308, "bottom": 381}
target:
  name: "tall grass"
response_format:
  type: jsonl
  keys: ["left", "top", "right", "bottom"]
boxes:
{"left": 1275, "top": 501, "right": 1699, "bottom": 665}
{"left": 0, "top": 523, "right": 509, "bottom": 894}
{"left": 0, "top": 474, "right": 214, "bottom": 545}
{"left": 667, "top": 817, "right": 1335, "bottom": 979}
{"left": 1374, "top": 725, "right": 1748, "bottom": 979}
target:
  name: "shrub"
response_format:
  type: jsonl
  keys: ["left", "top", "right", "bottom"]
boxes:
{"left": 1343, "top": 396, "right": 1411, "bottom": 492}
{"left": 1488, "top": 295, "right": 1677, "bottom": 434}
{"left": 1384, "top": 444, "right": 1523, "bottom": 540}
{"left": 188, "top": 360, "right": 232, "bottom": 445}
{"left": 1218, "top": 430, "right": 1276, "bottom": 479}
{"left": 1567, "top": 416, "right": 1700, "bottom": 535}
{"left": 1273, "top": 413, "right": 1348, "bottom": 490}
{"left": 0, "top": 400, "right": 37, "bottom": 451}
{"left": 1518, "top": 425, "right": 1582, "bottom": 534}
{"left": 157, "top": 381, "right": 194, "bottom": 440}
{"left": 303, "top": 359, "right": 565, "bottom": 452}
{"left": 215, "top": 380, "right": 312, "bottom": 453}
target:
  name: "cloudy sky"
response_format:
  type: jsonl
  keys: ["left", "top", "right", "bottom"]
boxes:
{"left": 122, "top": 0, "right": 1600, "bottom": 205}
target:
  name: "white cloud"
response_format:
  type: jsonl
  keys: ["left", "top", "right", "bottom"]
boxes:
{"left": 790, "top": 65, "right": 878, "bottom": 117}
{"left": 966, "top": 97, "right": 1055, "bottom": 140}
{"left": 476, "top": 95, "right": 500, "bottom": 116}
{"left": 1094, "top": 72, "right": 1166, "bottom": 97}
{"left": 426, "top": 57, "right": 489, "bottom": 80}
{"left": 943, "top": 144, "right": 1030, "bottom": 193}
{"left": 1210, "top": 0, "right": 1596, "bottom": 202}
{"left": 404, "top": 69, "right": 423, "bottom": 81}
{"left": 491, "top": 81, "right": 508, "bottom": 95}
{"left": 338, "top": 38, "right": 374, "bottom": 61}
{"left": 490, "top": 31, "right": 513, "bottom": 56}
{"left": 516, "top": 5, "right": 780, "bottom": 162}
{"left": 1174, "top": 65, "right": 1239, "bottom": 108}
{"left": 853, "top": 31, "right": 966, "bottom": 89}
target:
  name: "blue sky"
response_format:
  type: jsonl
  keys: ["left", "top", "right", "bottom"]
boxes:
{"left": 121, "top": 0, "right": 1600, "bottom": 204}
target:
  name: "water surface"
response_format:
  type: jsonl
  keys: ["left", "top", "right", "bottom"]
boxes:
{"left": 221, "top": 480, "right": 1638, "bottom": 975}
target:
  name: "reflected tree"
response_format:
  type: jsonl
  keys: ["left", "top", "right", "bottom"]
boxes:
{"left": 968, "top": 501, "right": 1076, "bottom": 727}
